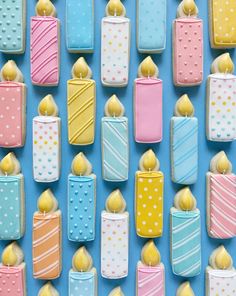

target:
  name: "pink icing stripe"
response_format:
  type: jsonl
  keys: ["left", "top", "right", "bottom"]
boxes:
{"left": 0, "top": 265, "right": 25, "bottom": 296}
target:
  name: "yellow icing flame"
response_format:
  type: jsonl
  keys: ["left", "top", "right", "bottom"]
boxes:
{"left": 178, "top": 188, "right": 195, "bottom": 211}
{"left": 1, "top": 243, "right": 23, "bottom": 266}
{"left": 37, "top": 189, "right": 57, "bottom": 213}
{"left": 109, "top": 287, "right": 124, "bottom": 296}
{"left": 141, "top": 149, "right": 157, "bottom": 171}
{"left": 106, "top": 95, "right": 124, "bottom": 117}
{"left": 73, "top": 57, "right": 90, "bottom": 79}
{"left": 38, "top": 94, "right": 58, "bottom": 116}
{"left": 139, "top": 56, "right": 157, "bottom": 78}
{"left": 0, "top": 153, "right": 17, "bottom": 175}
{"left": 141, "top": 240, "right": 160, "bottom": 266}
{"left": 107, "top": 0, "right": 125, "bottom": 16}
{"left": 71, "top": 153, "right": 90, "bottom": 176}
{"left": 218, "top": 53, "right": 234, "bottom": 74}
{"left": 176, "top": 94, "right": 194, "bottom": 117}
{"left": 182, "top": 0, "right": 197, "bottom": 15}
{"left": 72, "top": 247, "right": 92, "bottom": 272}
{"left": 39, "top": 283, "right": 57, "bottom": 296}
{"left": 214, "top": 246, "right": 232, "bottom": 270}
{"left": 1, "top": 60, "right": 18, "bottom": 81}
{"left": 36, "top": 0, "right": 55, "bottom": 16}
{"left": 177, "top": 282, "right": 195, "bottom": 296}
{"left": 106, "top": 189, "right": 126, "bottom": 213}
{"left": 216, "top": 152, "right": 230, "bottom": 174}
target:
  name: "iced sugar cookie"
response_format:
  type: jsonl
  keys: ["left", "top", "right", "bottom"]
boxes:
{"left": 0, "top": 0, "right": 25, "bottom": 53}
{"left": 206, "top": 246, "right": 236, "bottom": 296}
{"left": 101, "top": 0, "right": 130, "bottom": 87}
{"left": 66, "top": 0, "right": 94, "bottom": 52}
{"left": 33, "top": 95, "right": 61, "bottom": 182}
{"left": 0, "top": 153, "right": 25, "bottom": 240}
{"left": 38, "top": 282, "right": 59, "bottom": 296}
{"left": 137, "top": 0, "right": 166, "bottom": 53}
{"left": 134, "top": 57, "right": 163, "bottom": 143}
{"left": 30, "top": 0, "right": 60, "bottom": 86}
{"left": 170, "top": 188, "right": 201, "bottom": 277}
{"left": 206, "top": 53, "right": 236, "bottom": 141}
{"left": 101, "top": 95, "right": 129, "bottom": 182}
{"left": 173, "top": 0, "right": 203, "bottom": 86}
{"left": 0, "top": 61, "right": 26, "bottom": 148}
{"left": 67, "top": 57, "right": 96, "bottom": 145}
{"left": 68, "top": 153, "right": 96, "bottom": 242}
{"left": 69, "top": 247, "right": 97, "bottom": 296}
{"left": 176, "top": 282, "right": 195, "bottom": 296}
{"left": 206, "top": 151, "right": 236, "bottom": 239}
{"left": 171, "top": 95, "right": 198, "bottom": 184}
{"left": 109, "top": 287, "right": 124, "bottom": 296}
{"left": 135, "top": 150, "right": 164, "bottom": 238}
{"left": 33, "top": 189, "right": 62, "bottom": 279}
{"left": 137, "top": 240, "right": 165, "bottom": 296}
{"left": 0, "top": 242, "right": 26, "bottom": 296}
{"left": 101, "top": 190, "right": 129, "bottom": 279}
{"left": 209, "top": 0, "right": 236, "bottom": 48}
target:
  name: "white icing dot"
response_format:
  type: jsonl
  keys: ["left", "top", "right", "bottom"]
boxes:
{"left": 142, "top": 221, "right": 146, "bottom": 225}
{"left": 142, "top": 204, "right": 146, "bottom": 208}
{"left": 148, "top": 195, "right": 152, "bottom": 200}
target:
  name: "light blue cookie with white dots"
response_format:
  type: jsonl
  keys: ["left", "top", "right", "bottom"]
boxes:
{"left": 0, "top": 0, "right": 26, "bottom": 53}
{"left": 0, "top": 175, "right": 25, "bottom": 240}
{"left": 69, "top": 269, "right": 97, "bottom": 296}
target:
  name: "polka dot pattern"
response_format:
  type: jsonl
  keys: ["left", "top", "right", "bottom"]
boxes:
{"left": 207, "top": 269, "right": 236, "bottom": 295}
{"left": 69, "top": 271, "right": 95, "bottom": 296}
{"left": 0, "top": 266, "right": 24, "bottom": 295}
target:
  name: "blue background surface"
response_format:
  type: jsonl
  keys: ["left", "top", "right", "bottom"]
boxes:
{"left": 0, "top": 0, "right": 236, "bottom": 295}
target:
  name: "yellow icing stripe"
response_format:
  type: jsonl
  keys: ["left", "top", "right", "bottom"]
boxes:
{"left": 68, "top": 81, "right": 93, "bottom": 105}
{"left": 69, "top": 117, "right": 94, "bottom": 143}
{"left": 68, "top": 96, "right": 94, "bottom": 124}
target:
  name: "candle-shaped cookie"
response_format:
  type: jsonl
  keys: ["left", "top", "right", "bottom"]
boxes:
{"left": 33, "top": 189, "right": 62, "bottom": 279}
{"left": 137, "top": 241, "right": 165, "bottom": 296}
{"left": 0, "top": 61, "right": 26, "bottom": 148}
{"left": 30, "top": 0, "right": 60, "bottom": 86}
{"left": 101, "top": 95, "right": 129, "bottom": 182}
{"left": 0, "top": 243, "right": 26, "bottom": 296}
{"left": 170, "top": 188, "right": 201, "bottom": 277}
{"left": 67, "top": 58, "right": 96, "bottom": 145}
{"left": 101, "top": 190, "right": 129, "bottom": 279}
{"left": 206, "top": 151, "right": 236, "bottom": 239}
{"left": 176, "top": 282, "right": 195, "bottom": 296}
{"left": 0, "top": 0, "right": 25, "bottom": 53}
{"left": 173, "top": 0, "right": 203, "bottom": 86}
{"left": 0, "top": 153, "right": 25, "bottom": 240}
{"left": 206, "top": 246, "right": 236, "bottom": 295}
{"left": 134, "top": 57, "right": 163, "bottom": 143}
{"left": 68, "top": 153, "right": 96, "bottom": 242}
{"left": 109, "top": 287, "right": 124, "bottom": 296}
{"left": 135, "top": 150, "right": 164, "bottom": 238}
{"left": 66, "top": 0, "right": 94, "bottom": 52}
{"left": 206, "top": 53, "right": 236, "bottom": 141}
{"left": 69, "top": 247, "right": 97, "bottom": 296}
{"left": 137, "top": 0, "right": 166, "bottom": 53}
{"left": 171, "top": 95, "right": 198, "bottom": 184}
{"left": 38, "top": 282, "right": 59, "bottom": 296}
{"left": 101, "top": 0, "right": 130, "bottom": 87}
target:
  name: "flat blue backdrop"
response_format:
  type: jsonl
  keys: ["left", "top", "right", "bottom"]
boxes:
{"left": 0, "top": 0, "right": 236, "bottom": 295}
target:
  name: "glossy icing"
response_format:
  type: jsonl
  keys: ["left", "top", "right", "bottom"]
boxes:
{"left": 134, "top": 78, "right": 162, "bottom": 143}
{"left": 101, "top": 117, "right": 129, "bottom": 182}
{"left": 137, "top": 0, "right": 166, "bottom": 53}
{"left": 67, "top": 79, "right": 95, "bottom": 145}
{"left": 207, "top": 74, "right": 236, "bottom": 141}
{"left": 68, "top": 175, "right": 96, "bottom": 242}
{"left": 101, "top": 211, "right": 129, "bottom": 279}
{"left": 173, "top": 18, "right": 203, "bottom": 86}
{"left": 69, "top": 270, "right": 96, "bottom": 296}
{"left": 30, "top": 16, "right": 60, "bottom": 86}
{"left": 171, "top": 117, "right": 198, "bottom": 184}
{"left": 171, "top": 209, "right": 201, "bottom": 277}
{"left": 33, "top": 116, "right": 61, "bottom": 182}
{"left": 66, "top": 0, "right": 94, "bottom": 52}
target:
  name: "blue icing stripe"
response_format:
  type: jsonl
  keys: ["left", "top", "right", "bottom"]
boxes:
{"left": 68, "top": 175, "right": 95, "bottom": 242}
{"left": 171, "top": 210, "right": 201, "bottom": 277}
{"left": 171, "top": 117, "right": 198, "bottom": 185}
{"left": 0, "top": 176, "right": 23, "bottom": 240}
{"left": 102, "top": 117, "right": 129, "bottom": 182}
{"left": 0, "top": 0, "right": 25, "bottom": 53}
{"left": 66, "top": 0, "right": 94, "bottom": 52}
{"left": 137, "top": 0, "right": 166, "bottom": 52}
{"left": 69, "top": 271, "right": 95, "bottom": 296}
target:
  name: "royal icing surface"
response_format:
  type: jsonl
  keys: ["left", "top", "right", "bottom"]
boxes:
{"left": 33, "top": 211, "right": 61, "bottom": 279}
{"left": 137, "top": 263, "right": 165, "bottom": 296}
{"left": 66, "top": 0, "right": 94, "bottom": 52}
{"left": 173, "top": 18, "right": 203, "bottom": 86}
{"left": 30, "top": 16, "right": 60, "bottom": 86}
{"left": 68, "top": 175, "right": 96, "bottom": 242}
{"left": 33, "top": 116, "right": 60, "bottom": 182}
{"left": 171, "top": 209, "right": 201, "bottom": 277}
{"left": 0, "top": 175, "right": 24, "bottom": 240}
{"left": 69, "top": 271, "right": 96, "bottom": 296}
{"left": 137, "top": 0, "right": 166, "bottom": 52}
{"left": 101, "top": 211, "right": 129, "bottom": 279}
{"left": 0, "top": 0, "right": 25, "bottom": 53}
{"left": 207, "top": 74, "right": 236, "bottom": 141}
{"left": 171, "top": 117, "right": 198, "bottom": 184}
{"left": 0, "top": 82, "right": 26, "bottom": 148}
{"left": 208, "top": 173, "right": 236, "bottom": 239}
{"left": 101, "top": 117, "right": 129, "bottom": 182}
{"left": 0, "top": 264, "right": 25, "bottom": 296}
{"left": 135, "top": 171, "right": 164, "bottom": 238}
{"left": 67, "top": 79, "right": 95, "bottom": 145}
{"left": 101, "top": 17, "right": 130, "bottom": 86}
{"left": 134, "top": 78, "right": 162, "bottom": 143}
